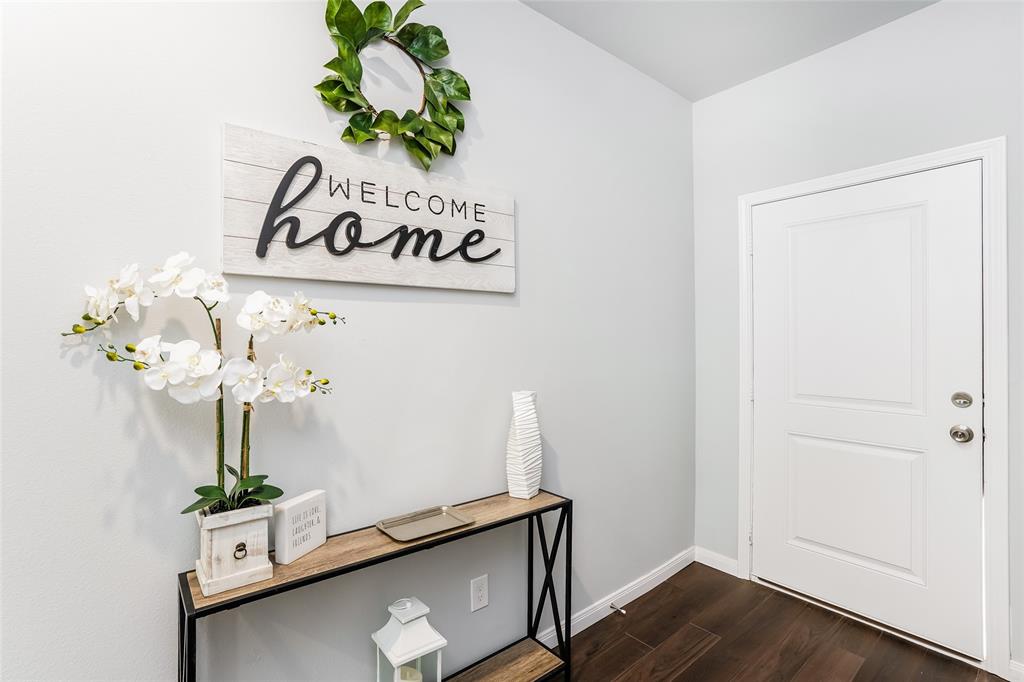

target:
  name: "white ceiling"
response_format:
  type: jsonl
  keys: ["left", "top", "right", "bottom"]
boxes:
{"left": 523, "top": 0, "right": 937, "bottom": 101}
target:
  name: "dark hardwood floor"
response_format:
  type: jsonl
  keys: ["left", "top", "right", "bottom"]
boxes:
{"left": 567, "top": 562, "right": 1003, "bottom": 681}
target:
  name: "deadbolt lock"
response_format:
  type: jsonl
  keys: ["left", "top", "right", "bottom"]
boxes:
{"left": 951, "top": 391, "right": 973, "bottom": 408}
{"left": 949, "top": 425, "right": 975, "bottom": 443}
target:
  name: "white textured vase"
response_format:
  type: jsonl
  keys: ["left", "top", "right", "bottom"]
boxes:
{"left": 506, "top": 391, "right": 543, "bottom": 499}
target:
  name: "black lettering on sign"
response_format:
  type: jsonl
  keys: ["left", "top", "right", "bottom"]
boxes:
{"left": 256, "top": 156, "right": 501, "bottom": 264}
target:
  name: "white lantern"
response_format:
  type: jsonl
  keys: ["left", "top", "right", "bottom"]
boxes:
{"left": 371, "top": 597, "right": 447, "bottom": 682}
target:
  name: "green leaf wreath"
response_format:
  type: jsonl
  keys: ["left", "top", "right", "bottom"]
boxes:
{"left": 315, "top": 0, "right": 470, "bottom": 171}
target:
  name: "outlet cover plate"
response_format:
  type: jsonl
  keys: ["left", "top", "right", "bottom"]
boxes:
{"left": 471, "top": 574, "right": 488, "bottom": 612}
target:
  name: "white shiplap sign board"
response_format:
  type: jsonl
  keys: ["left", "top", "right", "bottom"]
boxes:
{"left": 222, "top": 124, "right": 516, "bottom": 293}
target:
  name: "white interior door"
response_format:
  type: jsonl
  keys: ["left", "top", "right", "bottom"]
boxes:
{"left": 751, "top": 161, "right": 984, "bottom": 658}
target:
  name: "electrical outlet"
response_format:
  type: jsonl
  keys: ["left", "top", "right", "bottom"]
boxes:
{"left": 470, "top": 574, "right": 488, "bottom": 612}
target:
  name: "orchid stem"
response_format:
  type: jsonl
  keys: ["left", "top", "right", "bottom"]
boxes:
{"left": 240, "top": 335, "right": 255, "bottom": 479}
{"left": 214, "top": 318, "right": 225, "bottom": 489}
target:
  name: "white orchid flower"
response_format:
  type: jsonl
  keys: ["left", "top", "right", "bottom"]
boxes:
{"left": 167, "top": 339, "right": 221, "bottom": 381}
{"left": 143, "top": 362, "right": 186, "bottom": 391}
{"left": 236, "top": 290, "right": 293, "bottom": 340}
{"left": 173, "top": 267, "right": 206, "bottom": 298}
{"left": 132, "top": 335, "right": 165, "bottom": 365}
{"left": 221, "top": 357, "right": 264, "bottom": 404}
{"left": 84, "top": 284, "right": 119, "bottom": 321}
{"left": 152, "top": 339, "right": 222, "bottom": 404}
{"left": 112, "top": 263, "right": 155, "bottom": 321}
{"left": 197, "top": 273, "right": 230, "bottom": 306}
{"left": 198, "top": 369, "right": 224, "bottom": 400}
{"left": 168, "top": 370, "right": 223, "bottom": 405}
{"left": 259, "top": 356, "right": 299, "bottom": 403}
{"left": 221, "top": 357, "right": 252, "bottom": 385}
{"left": 148, "top": 252, "right": 206, "bottom": 298}
{"left": 164, "top": 252, "right": 195, "bottom": 270}
{"left": 147, "top": 252, "right": 192, "bottom": 296}
{"left": 236, "top": 290, "right": 273, "bottom": 341}
{"left": 263, "top": 295, "right": 293, "bottom": 324}
{"left": 294, "top": 368, "right": 315, "bottom": 398}
{"left": 242, "top": 290, "right": 271, "bottom": 312}
{"left": 286, "top": 292, "right": 318, "bottom": 333}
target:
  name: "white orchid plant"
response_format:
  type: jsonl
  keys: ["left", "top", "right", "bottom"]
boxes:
{"left": 62, "top": 252, "right": 344, "bottom": 515}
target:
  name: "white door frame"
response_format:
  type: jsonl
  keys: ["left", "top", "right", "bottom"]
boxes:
{"left": 735, "top": 138, "right": 1009, "bottom": 677}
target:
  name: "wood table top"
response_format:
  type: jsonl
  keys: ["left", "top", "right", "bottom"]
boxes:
{"left": 182, "top": 490, "right": 569, "bottom": 615}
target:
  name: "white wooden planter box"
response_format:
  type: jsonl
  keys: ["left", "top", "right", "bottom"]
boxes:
{"left": 195, "top": 504, "right": 273, "bottom": 597}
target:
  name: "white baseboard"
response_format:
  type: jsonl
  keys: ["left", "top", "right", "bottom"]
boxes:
{"left": 694, "top": 546, "right": 740, "bottom": 576}
{"left": 536, "top": 546, "right": 695, "bottom": 648}
{"left": 1008, "top": 659, "right": 1024, "bottom": 681}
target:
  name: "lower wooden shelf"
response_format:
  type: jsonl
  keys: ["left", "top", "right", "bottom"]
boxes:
{"left": 447, "top": 638, "right": 564, "bottom": 681}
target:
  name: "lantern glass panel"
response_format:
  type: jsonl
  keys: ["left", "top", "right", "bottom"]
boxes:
{"left": 376, "top": 650, "right": 441, "bottom": 682}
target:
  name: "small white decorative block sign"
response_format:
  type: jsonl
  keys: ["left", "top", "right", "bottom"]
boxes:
{"left": 274, "top": 490, "right": 327, "bottom": 565}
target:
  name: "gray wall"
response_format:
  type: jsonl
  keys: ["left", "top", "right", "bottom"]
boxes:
{"left": 0, "top": 2, "right": 695, "bottom": 678}
{"left": 692, "top": 0, "right": 1023, "bottom": 660}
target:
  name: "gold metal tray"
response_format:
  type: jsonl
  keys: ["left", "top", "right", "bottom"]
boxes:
{"left": 376, "top": 505, "right": 475, "bottom": 542}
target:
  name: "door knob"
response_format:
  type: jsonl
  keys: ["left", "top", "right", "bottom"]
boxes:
{"left": 949, "top": 425, "right": 974, "bottom": 443}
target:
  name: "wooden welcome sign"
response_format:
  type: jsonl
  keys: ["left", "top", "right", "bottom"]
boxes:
{"left": 222, "top": 124, "right": 516, "bottom": 293}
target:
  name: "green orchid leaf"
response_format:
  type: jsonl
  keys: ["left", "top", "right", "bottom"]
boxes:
{"left": 243, "top": 485, "right": 286, "bottom": 501}
{"left": 403, "top": 135, "right": 433, "bottom": 171}
{"left": 395, "top": 22, "right": 423, "bottom": 47}
{"left": 363, "top": 1, "right": 392, "bottom": 31}
{"left": 231, "top": 475, "right": 269, "bottom": 498}
{"left": 326, "top": 35, "right": 363, "bottom": 90}
{"left": 392, "top": 0, "right": 424, "bottom": 31}
{"left": 371, "top": 109, "right": 401, "bottom": 135}
{"left": 328, "top": 0, "right": 367, "bottom": 47}
{"left": 225, "top": 463, "right": 240, "bottom": 480}
{"left": 181, "top": 497, "right": 218, "bottom": 515}
{"left": 407, "top": 25, "right": 448, "bottom": 63}
{"left": 431, "top": 68, "right": 470, "bottom": 100}
{"left": 421, "top": 120, "right": 454, "bottom": 153}
{"left": 194, "top": 485, "right": 228, "bottom": 501}
{"left": 398, "top": 109, "right": 424, "bottom": 134}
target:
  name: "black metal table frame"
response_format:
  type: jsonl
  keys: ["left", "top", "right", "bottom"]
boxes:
{"left": 177, "top": 493, "right": 572, "bottom": 681}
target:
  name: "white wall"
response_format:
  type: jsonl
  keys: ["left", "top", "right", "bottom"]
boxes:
{"left": 692, "top": 0, "right": 1023, "bottom": 660}
{"left": 0, "top": 2, "right": 695, "bottom": 678}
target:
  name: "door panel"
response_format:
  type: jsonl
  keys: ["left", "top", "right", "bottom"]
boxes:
{"left": 751, "top": 161, "right": 983, "bottom": 657}
{"left": 786, "top": 433, "right": 925, "bottom": 583}
{"left": 787, "top": 205, "right": 925, "bottom": 413}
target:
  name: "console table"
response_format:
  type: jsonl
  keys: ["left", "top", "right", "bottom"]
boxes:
{"left": 177, "top": 490, "right": 573, "bottom": 681}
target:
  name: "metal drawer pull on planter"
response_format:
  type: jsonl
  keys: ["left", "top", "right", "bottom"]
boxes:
{"left": 234, "top": 542, "right": 247, "bottom": 560}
